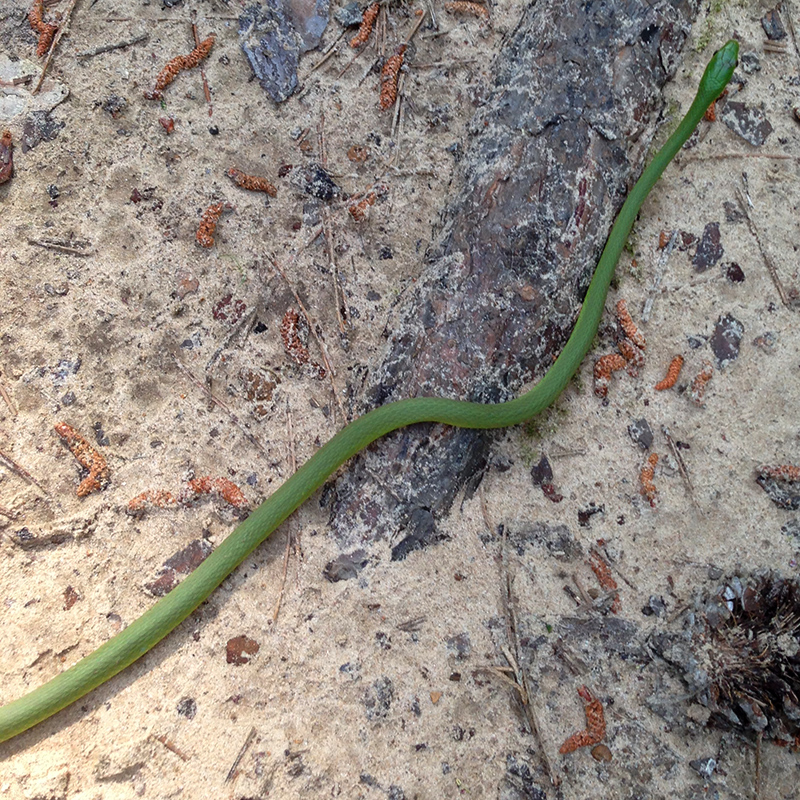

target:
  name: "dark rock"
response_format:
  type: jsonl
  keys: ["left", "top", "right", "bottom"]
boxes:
{"left": 709, "top": 313, "right": 743, "bottom": 368}
{"left": 761, "top": 8, "right": 787, "bottom": 40}
{"left": 335, "top": 1, "right": 363, "bottom": 28}
{"left": 290, "top": 163, "right": 343, "bottom": 200}
{"left": 322, "top": 549, "right": 369, "bottom": 582}
{"left": 507, "top": 521, "right": 581, "bottom": 561}
{"left": 628, "top": 418, "right": 654, "bottom": 449}
{"left": 287, "top": 0, "right": 329, "bottom": 52}
{"left": 364, "top": 676, "right": 394, "bottom": 719}
{"left": 239, "top": 2, "right": 300, "bottom": 102}
{"left": 721, "top": 101, "right": 774, "bottom": 147}
{"left": 724, "top": 262, "right": 745, "bottom": 283}
{"left": 329, "top": 0, "right": 700, "bottom": 549}
{"left": 723, "top": 200, "right": 745, "bottom": 223}
{"left": 530, "top": 455, "right": 553, "bottom": 485}
{"left": 739, "top": 51, "right": 761, "bottom": 74}
{"left": 176, "top": 697, "right": 197, "bottom": 719}
{"left": 692, "top": 222, "right": 722, "bottom": 272}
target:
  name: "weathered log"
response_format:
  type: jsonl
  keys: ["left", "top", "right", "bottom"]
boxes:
{"left": 329, "top": 0, "right": 699, "bottom": 561}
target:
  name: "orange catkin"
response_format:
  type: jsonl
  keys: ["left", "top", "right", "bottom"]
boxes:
{"left": 227, "top": 167, "right": 277, "bottom": 197}
{"left": 29, "top": 0, "right": 58, "bottom": 58}
{"left": 444, "top": 1, "right": 490, "bottom": 20}
{"left": 559, "top": 686, "right": 606, "bottom": 754}
{"left": 196, "top": 201, "right": 227, "bottom": 248}
{"left": 350, "top": 2, "right": 379, "bottom": 48}
{"left": 349, "top": 191, "right": 377, "bottom": 222}
{"left": 654, "top": 355, "right": 684, "bottom": 391}
{"left": 640, "top": 452, "right": 659, "bottom": 507}
{"left": 280, "top": 309, "right": 326, "bottom": 378}
{"left": 758, "top": 464, "right": 800, "bottom": 482}
{"left": 379, "top": 44, "right": 406, "bottom": 111}
{"left": 54, "top": 422, "right": 110, "bottom": 497}
{"left": 593, "top": 353, "right": 626, "bottom": 398}
{"left": 589, "top": 551, "right": 620, "bottom": 613}
{"left": 615, "top": 298, "right": 646, "bottom": 350}
{"left": 0, "top": 130, "right": 13, "bottom": 185}
{"left": 689, "top": 361, "right": 713, "bottom": 406}
{"left": 145, "top": 34, "right": 215, "bottom": 100}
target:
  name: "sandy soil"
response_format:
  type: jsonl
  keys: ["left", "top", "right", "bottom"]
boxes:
{"left": 1, "top": 1, "right": 800, "bottom": 798}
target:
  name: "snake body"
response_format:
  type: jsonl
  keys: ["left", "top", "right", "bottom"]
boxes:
{"left": 0, "top": 40, "right": 738, "bottom": 745}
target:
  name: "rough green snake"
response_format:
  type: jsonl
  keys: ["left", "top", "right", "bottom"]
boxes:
{"left": 0, "top": 40, "right": 738, "bottom": 745}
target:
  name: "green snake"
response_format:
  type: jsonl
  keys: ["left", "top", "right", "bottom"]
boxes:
{"left": 0, "top": 40, "right": 738, "bottom": 745}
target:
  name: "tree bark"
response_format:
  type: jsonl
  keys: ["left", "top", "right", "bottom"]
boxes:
{"left": 329, "top": 0, "right": 699, "bottom": 562}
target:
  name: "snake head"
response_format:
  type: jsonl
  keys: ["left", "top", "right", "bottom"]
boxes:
{"left": 699, "top": 39, "right": 739, "bottom": 103}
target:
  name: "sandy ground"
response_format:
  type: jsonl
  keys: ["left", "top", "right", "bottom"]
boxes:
{"left": 1, "top": 1, "right": 800, "bottom": 798}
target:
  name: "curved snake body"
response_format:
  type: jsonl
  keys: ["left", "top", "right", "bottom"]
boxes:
{"left": 0, "top": 40, "right": 739, "bottom": 745}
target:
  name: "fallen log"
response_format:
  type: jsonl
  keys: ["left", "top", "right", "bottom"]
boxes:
{"left": 330, "top": 0, "right": 700, "bottom": 561}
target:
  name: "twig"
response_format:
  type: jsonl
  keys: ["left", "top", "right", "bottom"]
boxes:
{"left": 190, "top": 12, "right": 213, "bottom": 115}
{"left": 641, "top": 229, "right": 677, "bottom": 323}
{"left": 76, "top": 33, "right": 148, "bottom": 59}
{"left": 28, "top": 238, "right": 94, "bottom": 256}
{"left": 754, "top": 730, "right": 762, "bottom": 800}
{"left": 153, "top": 733, "right": 189, "bottom": 761}
{"left": 317, "top": 113, "right": 347, "bottom": 336}
{"left": 225, "top": 726, "right": 257, "bottom": 783}
{"left": 172, "top": 357, "right": 270, "bottom": 457}
{"left": 499, "top": 529, "right": 561, "bottom": 786}
{"left": 204, "top": 308, "right": 257, "bottom": 381}
{"left": 683, "top": 152, "right": 798, "bottom": 162}
{"left": 33, "top": 0, "right": 78, "bottom": 94}
{"left": 0, "top": 448, "right": 47, "bottom": 493}
{"left": 0, "top": 503, "right": 18, "bottom": 519}
{"left": 736, "top": 184, "right": 796, "bottom": 307}
{"left": 305, "top": 29, "right": 346, "bottom": 76}
{"left": 0, "top": 377, "right": 16, "bottom": 414}
{"left": 269, "top": 257, "right": 347, "bottom": 421}
{"left": 272, "top": 400, "right": 296, "bottom": 624}
{"left": 783, "top": 3, "right": 800, "bottom": 69}
{"left": 662, "top": 426, "right": 699, "bottom": 510}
